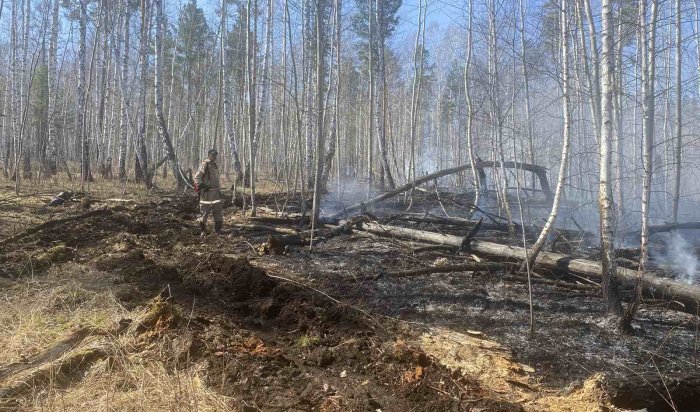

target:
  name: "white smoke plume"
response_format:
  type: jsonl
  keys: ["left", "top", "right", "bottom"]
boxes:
{"left": 654, "top": 232, "right": 699, "bottom": 285}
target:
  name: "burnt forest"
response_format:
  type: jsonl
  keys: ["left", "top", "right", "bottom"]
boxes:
{"left": 1, "top": 0, "right": 699, "bottom": 411}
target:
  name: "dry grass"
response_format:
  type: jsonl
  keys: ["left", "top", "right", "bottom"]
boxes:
{"left": 27, "top": 357, "right": 233, "bottom": 412}
{"left": 0, "top": 279, "right": 125, "bottom": 366}
{"left": 0, "top": 277, "right": 236, "bottom": 411}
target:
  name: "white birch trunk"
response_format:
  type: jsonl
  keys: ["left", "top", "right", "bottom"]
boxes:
{"left": 45, "top": 0, "right": 60, "bottom": 176}
{"left": 622, "top": 0, "right": 658, "bottom": 332}
{"left": 154, "top": 0, "right": 183, "bottom": 187}
{"left": 524, "top": 0, "right": 571, "bottom": 270}
{"left": 671, "top": 0, "right": 682, "bottom": 223}
{"left": 221, "top": 0, "right": 243, "bottom": 183}
{"left": 118, "top": 7, "right": 130, "bottom": 181}
{"left": 78, "top": 0, "right": 90, "bottom": 188}
{"left": 599, "top": 0, "right": 623, "bottom": 315}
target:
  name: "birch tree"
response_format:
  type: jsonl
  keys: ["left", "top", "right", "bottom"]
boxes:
{"left": 77, "top": 0, "right": 90, "bottom": 189}
{"left": 135, "top": 0, "right": 151, "bottom": 187}
{"left": 522, "top": 0, "right": 572, "bottom": 271}
{"left": 311, "top": 0, "right": 326, "bottom": 225}
{"left": 622, "top": 0, "right": 658, "bottom": 333}
{"left": 246, "top": 0, "right": 258, "bottom": 215}
{"left": 599, "top": 0, "right": 622, "bottom": 315}
{"left": 154, "top": 0, "right": 185, "bottom": 187}
{"left": 463, "top": 0, "right": 480, "bottom": 214}
{"left": 221, "top": 0, "right": 243, "bottom": 183}
{"left": 671, "top": 0, "right": 681, "bottom": 223}
{"left": 321, "top": 0, "right": 342, "bottom": 192}
{"left": 44, "top": 0, "right": 60, "bottom": 176}
{"left": 118, "top": 3, "right": 131, "bottom": 181}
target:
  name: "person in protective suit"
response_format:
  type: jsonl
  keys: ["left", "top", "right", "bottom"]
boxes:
{"left": 195, "top": 149, "right": 223, "bottom": 236}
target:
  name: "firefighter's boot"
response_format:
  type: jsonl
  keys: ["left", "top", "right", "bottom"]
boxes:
{"left": 199, "top": 222, "right": 206, "bottom": 237}
{"left": 214, "top": 221, "right": 223, "bottom": 234}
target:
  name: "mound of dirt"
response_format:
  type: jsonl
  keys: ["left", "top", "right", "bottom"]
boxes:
{"left": 182, "top": 254, "right": 277, "bottom": 301}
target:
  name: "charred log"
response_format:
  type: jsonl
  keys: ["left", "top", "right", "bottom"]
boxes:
{"left": 358, "top": 221, "right": 700, "bottom": 314}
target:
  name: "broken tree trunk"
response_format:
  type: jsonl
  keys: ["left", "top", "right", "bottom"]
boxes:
{"left": 358, "top": 221, "right": 700, "bottom": 314}
{"left": 330, "top": 161, "right": 552, "bottom": 219}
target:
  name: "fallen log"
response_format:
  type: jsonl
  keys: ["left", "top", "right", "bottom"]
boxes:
{"left": 358, "top": 221, "right": 700, "bottom": 314}
{"left": 476, "top": 160, "right": 552, "bottom": 201}
{"left": 390, "top": 214, "right": 516, "bottom": 233}
{"left": 260, "top": 215, "right": 368, "bottom": 254}
{"left": 624, "top": 221, "right": 700, "bottom": 237}
{"left": 231, "top": 223, "right": 300, "bottom": 235}
{"left": 330, "top": 161, "right": 552, "bottom": 218}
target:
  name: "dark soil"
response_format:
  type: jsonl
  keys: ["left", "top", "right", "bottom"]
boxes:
{"left": 1, "top": 193, "right": 699, "bottom": 411}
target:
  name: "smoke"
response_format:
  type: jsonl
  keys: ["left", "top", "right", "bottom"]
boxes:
{"left": 654, "top": 232, "right": 699, "bottom": 285}
{"left": 320, "top": 179, "right": 376, "bottom": 215}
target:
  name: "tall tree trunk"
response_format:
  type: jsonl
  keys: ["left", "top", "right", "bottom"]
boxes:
{"left": 311, "top": 0, "right": 326, "bottom": 225}
{"left": 78, "top": 0, "right": 90, "bottom": 190}
{"left": 622, "top": 0, "right": 658, "bottom": 333}
{"left": 253, "top": 0, "right": 272, "bottom": 163}
{"left": 375, "top": 0, "right": 395, "bottom": 190}
{"left": 671, "top": 0, "right": 682, "bottom": 223}
{"left": 463, "top": 0, "right": 480, "bottom": 215}
{"left": 600, "top": 0, "right": 623, "bottom": 315}
{"left": 583, "top": 0, "right": 602, "bottom": 140}
{"left": 518, "top": 0, "right": 535, "bottom": 189}
{"left": 135, "top": 0, "right": 151, "bottom": 187}
{"left": 44, "top": 0, "right": 60, "bottom": 176}
{"left": 613, "top": 7, "right": 625, "bottom": 222}
{"left": 118, "top": 7, "right": 130, "bottom": 181}
{"left": 221, "top": 0, "right": 243, "bottom": 183}
{"left": 321, "top": 0, "right": 342, "bottom": 192}
{"left": 97, "top": 2, "right": 110, "bottom": 168}
{"left": 522, "top": 0, "right": 572, "bottom": 271}
{"left": 154, "top": 0, "right": 184, "bottom": 187}
{"left": 8, "top": 0, "right": 19, "bottom": 181}
{"left": 246, "top": 0, "right": 258, "bottom": 215}
{"left": 407, "top": 0, "right": 425, "bottom": 206}
{"left": 367, "top": 0, "right": 374, "bottom": 192}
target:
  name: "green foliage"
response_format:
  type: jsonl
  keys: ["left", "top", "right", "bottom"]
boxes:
{"left": 223, "top": 1, "right": 250, "bottom": 91}
{"left": 177, "top": 0, "right": 214, "bottom": 78}
{"left": 352, "top": 0, "right": 402, "bottom": 41}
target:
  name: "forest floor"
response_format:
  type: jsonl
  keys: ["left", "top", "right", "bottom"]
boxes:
{"left": 0, "top": 181, "right": 698, "bottom": 411}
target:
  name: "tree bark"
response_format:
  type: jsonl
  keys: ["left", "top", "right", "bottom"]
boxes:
{"left": 671, "top": 0, "right": 682, "bottom": 223}
{"left": 118, "top": 6, "right": 130, "bottom": 182}
{"left": 220, "top": 0, "right": 244, "bottom": 183}
{"left": 623, "top": 0, "right": 658, "bottom": 332}
{"left": 78, "top": 0, "right": 90, "bottom": 190}
{"left": 464, "top": 0, "right": 480, "bottom": 216}
{"left": 599, "top": 0, "right": 623, "bottom": 315}
{"left": 154, "top": 0, "right": 184, "bottom": 188}
{"left": 44, "top": 0, "right": 60, "bottom": 176}
{"left": 311, "top": 0, "right": 326, "bottom": 225}
{"left": 375, "top": 0, "right": 395, "bottom": 190}
{"left": 135, "top": 0, "right": 151, "bottom": 187}
{"left": 523, "top": 0, "right": 572, "bottom": 270}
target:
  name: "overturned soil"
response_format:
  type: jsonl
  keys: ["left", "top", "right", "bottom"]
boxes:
{"left": 1, "top": 190, "right": 699, "bottom": 411}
